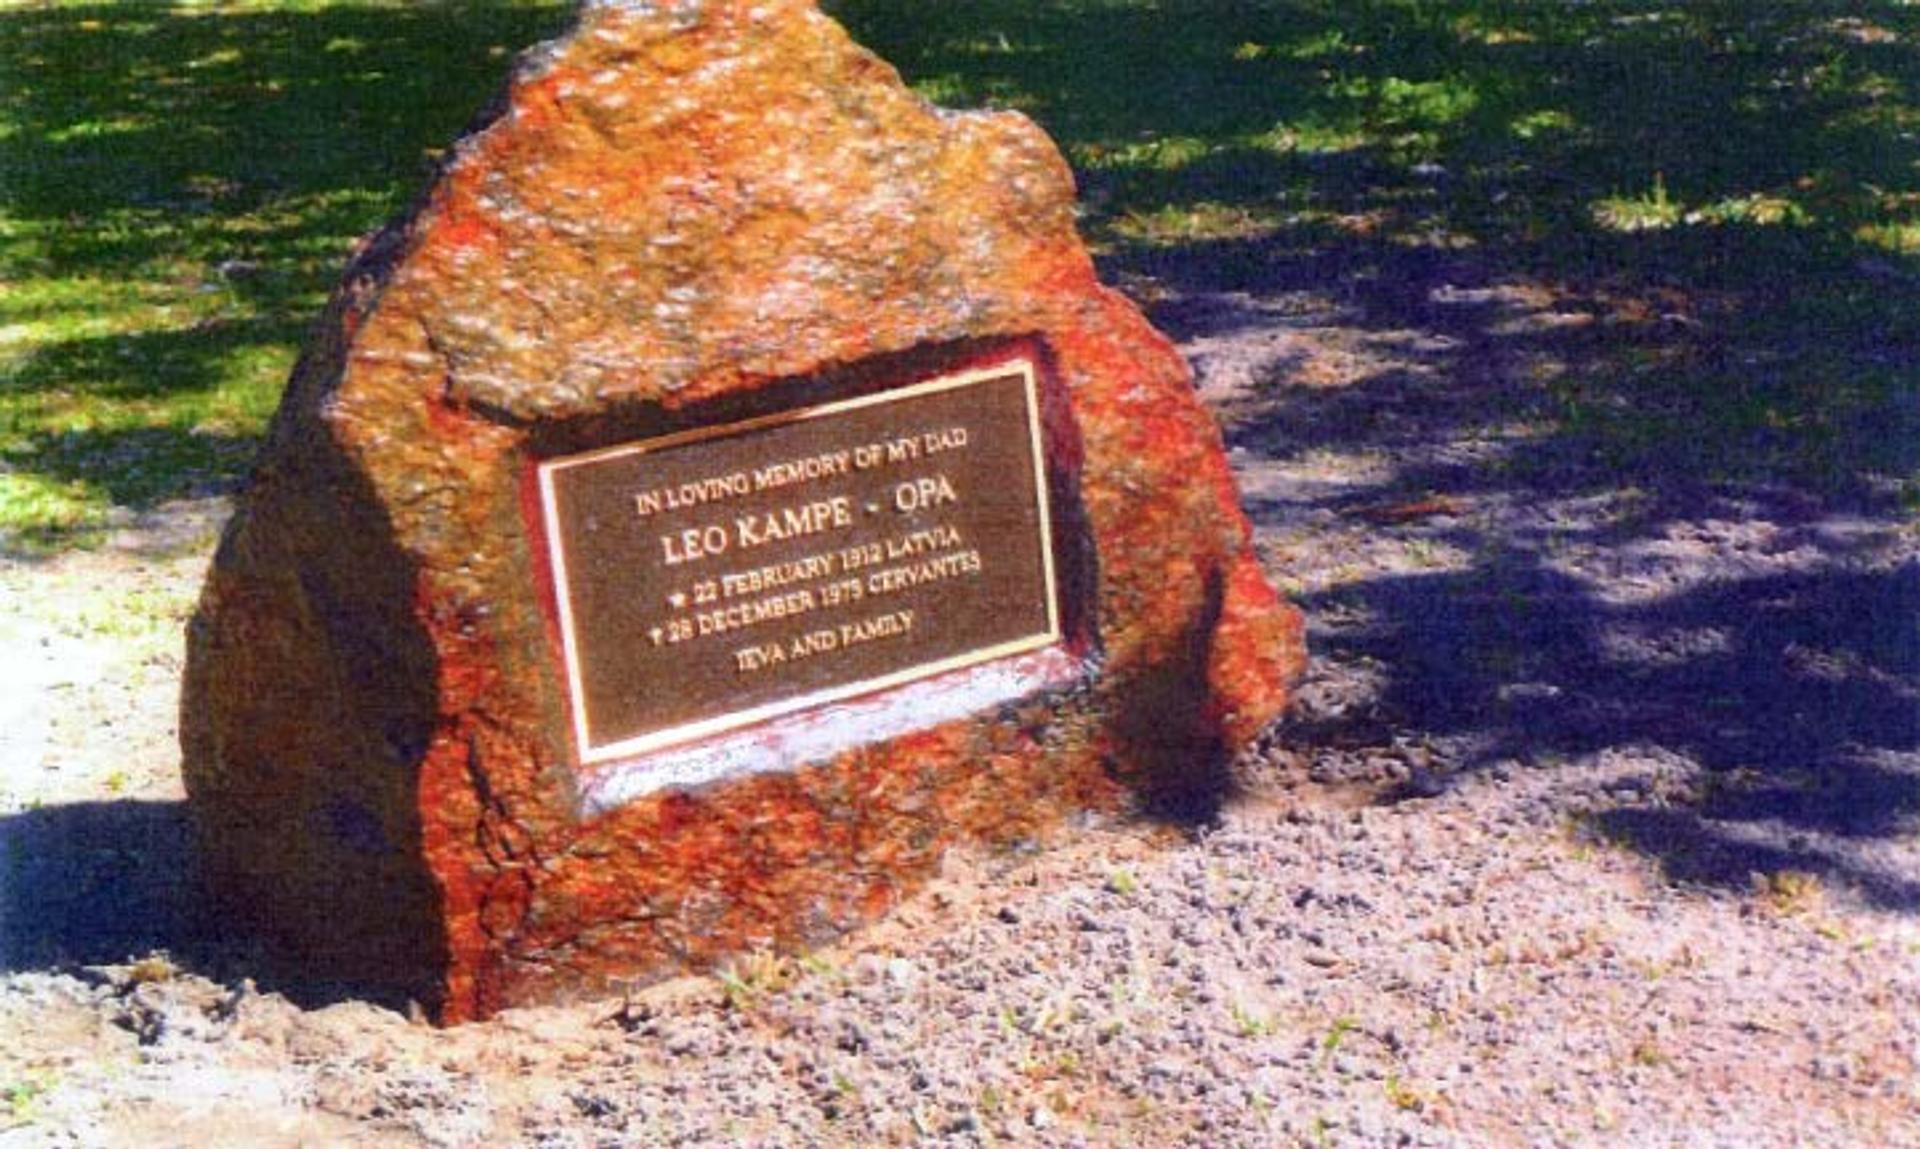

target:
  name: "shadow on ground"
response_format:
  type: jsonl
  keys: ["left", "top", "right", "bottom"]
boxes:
{"left": 827, "top": 1, "right": 1920, "bottom": 905}
{"left": 1136, "top": 231, "right": 1920, "bottom": 915}
{"left": 1, "top": 801, "right": 200, "bottom": 970}
{"left": 0, "top": 801, "right": 414, "bottom": 1010}
{"left": 1138, "top": 223, "right": 1920, "bottom": 909}
{"left": 1309, "top": 557, "right": 1917, "bottom": 905}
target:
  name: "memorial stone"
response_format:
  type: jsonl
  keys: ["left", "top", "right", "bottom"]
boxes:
{"left": 182, "top": 0, "right": 1305, "bottom": 1021}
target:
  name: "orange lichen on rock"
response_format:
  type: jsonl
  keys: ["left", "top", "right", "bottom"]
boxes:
{"left": 181, "top": 0, "right": 1303, "bottom": 1022}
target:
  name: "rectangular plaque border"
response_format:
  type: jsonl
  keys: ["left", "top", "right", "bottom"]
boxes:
{"left": 536, "top": 358, "right": 1062, "bottom": 766}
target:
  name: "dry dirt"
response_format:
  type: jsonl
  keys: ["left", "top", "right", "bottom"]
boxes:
{"left": 3, "top": 258, "right": 1918, "bottom": 1146}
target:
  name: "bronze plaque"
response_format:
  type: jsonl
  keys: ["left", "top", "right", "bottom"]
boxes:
{"left": 537, "top": 360, "right": 1061, "bottom": 764}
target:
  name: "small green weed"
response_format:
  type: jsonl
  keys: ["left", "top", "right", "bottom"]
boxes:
{"left": 1228, "top": 1000, "right": 1276, "bottom": 1038}
{"left": 1754, "top": 870, "right": 1826, "bottom": 917}
{"left": 997, "top": 1005, "right": 1020, "bottom": 1038}
{"left": 713, "top": 949, "right": 793, "bottom": 1009}
{"left": 1592, "top": 173, "right": 1683, "bottom": 233}
{"left": 1856, "top": 220, "right": 1920, "bottom": 254}
{"left": 1510, "top": 108, "right": 1577, "bottom": 140}
{"left": 127, "top": 952, "right": 178, "bottom": 985}
{"left": 1383, "top": 1073, "right": 1433, "bottom": 1111}
{"left": 3, "top": 1075, "right": 51, "bottom": 1127}
{"left": 713, "top": 968, "right": 756, "bottom": 1009}
{"left": 796, "top": 951, "right": 840, "bottom": 979}
{"left": 1321, "top": 1015, "right": 1359, "bottom": 1064}
{"left": 1628, "top": 1037, "right": 1667, "bottom": 1068}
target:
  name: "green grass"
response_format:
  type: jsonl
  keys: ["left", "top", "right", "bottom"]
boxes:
{"left": 834, "top": 0, "right": 1920, "bottom": 502}
{"left": 5, "top": 1, "right": 1919, "bottom": 551}
{"left": 2, "top": 1073, "right": 51, "bottom": 1128}
{"left": 0, "top": 0, "right": 572, "bottom": 551}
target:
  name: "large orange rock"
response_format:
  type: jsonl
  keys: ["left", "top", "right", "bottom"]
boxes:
{"left": 182, "top": 0, "right": 1304, "bottom": 1022}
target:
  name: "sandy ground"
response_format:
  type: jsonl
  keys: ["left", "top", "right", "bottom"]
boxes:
{"left": 3, "top": 254, "right": 1918, "bottom": 1146}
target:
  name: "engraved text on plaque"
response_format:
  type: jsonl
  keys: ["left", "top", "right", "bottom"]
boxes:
{"left": 536, "top": 360, "right": 1061, "bottom": 764}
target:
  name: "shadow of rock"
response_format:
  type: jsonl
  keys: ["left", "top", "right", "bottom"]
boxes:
{"left": 0, "top": 799, "right": 421, "bottom": 1012}
{"left": 1591, "top": 805, "right": 1920, "bottom": 912}
{"left": 0, "top": 800, "right": 200, "bottom": 971}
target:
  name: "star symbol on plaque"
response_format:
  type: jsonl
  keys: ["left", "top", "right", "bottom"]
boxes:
{"left": 668, "top": 591, "right": 687, "bottom": 609}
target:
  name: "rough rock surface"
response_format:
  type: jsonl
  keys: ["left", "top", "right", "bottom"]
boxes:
{"left": 180, "top": 0, "right": 1302, "bottom": 1022}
